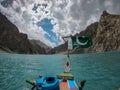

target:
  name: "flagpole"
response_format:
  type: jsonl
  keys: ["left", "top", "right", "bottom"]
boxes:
{"left": 67, "top": 49, "right": 69, "bottom": 58}
{"left": 62, "top": 35, "right": 72, "bottom": 73}
{"left": 64, "top": 42, "right": 71, "bottom": 73}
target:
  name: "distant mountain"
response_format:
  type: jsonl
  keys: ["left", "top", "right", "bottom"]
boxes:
{"left": 48, "top": 42, "right": 68, "bottom": 54}
{"left": 49, "top": 11, "right": 120, "bottom": 54}
{"left": 30, "top": 40, "right": 51, "bottom": 53}
{"left": 0, "top": 12, "right": 46, "bottom": 54}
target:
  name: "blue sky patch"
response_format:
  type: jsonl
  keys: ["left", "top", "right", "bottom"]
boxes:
{"left": 37, "top": 18, "right": 60, "bottom": 46}
{"left": 37, "top": 18, "right": 53, "bottom": 32}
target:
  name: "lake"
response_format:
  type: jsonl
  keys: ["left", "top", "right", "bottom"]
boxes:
{"left": 0, "top": 51, "right": 120, "bottom": 90}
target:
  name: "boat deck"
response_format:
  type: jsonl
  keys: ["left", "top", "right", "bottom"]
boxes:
{"left": 59, "top": 80, "right": 78, "bottom": 90}
{"left": 60, "top": 81, "right": 70, "bottom": 90}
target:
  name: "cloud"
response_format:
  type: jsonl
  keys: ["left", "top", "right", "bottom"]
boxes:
{"left": 0, "top": 0, "right": 57, "bottom": 47}
{"left": 0, "top": 0, "right": 120, "bottom": 47}
{"left": 49, "top": 0, "right": 120, "bottom": 41}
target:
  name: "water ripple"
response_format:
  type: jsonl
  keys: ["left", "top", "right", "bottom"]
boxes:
{"left": 0, "top": 51, "right": 120, "bottom": 90}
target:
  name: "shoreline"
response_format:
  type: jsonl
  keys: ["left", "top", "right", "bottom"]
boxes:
{"left": 0, "top": 50, "right": 119, "bottom": 55}
{"left": 0, "top": 49, "right": 9, "bottom": 53}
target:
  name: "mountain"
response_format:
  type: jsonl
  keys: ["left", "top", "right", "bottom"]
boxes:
{"left": 92, "top": 11, "right": 120, "bottom": 52}
{"left": 49, "top": 11, "right": 120, "bottom": 54}
{"left": 30, "top": 40, "right": 51, "bottom": 53}
{"left": 0, "top": 12, "right": 46, "bottom": 54}
{"left": 1, "top": 11, "right": 119, "bottom": 54}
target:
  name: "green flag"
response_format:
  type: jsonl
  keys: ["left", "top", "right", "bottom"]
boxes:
{"left": 68, "top": 36, "right": 92, "bottom": 50}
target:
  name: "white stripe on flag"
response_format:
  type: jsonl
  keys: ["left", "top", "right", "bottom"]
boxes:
{"left": 68, "top": 37, "right": 73, "bottom": 50}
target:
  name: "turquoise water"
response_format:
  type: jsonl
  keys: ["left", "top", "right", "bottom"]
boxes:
{"left": 0, "top": 51, "right": 120, "bottom": 90}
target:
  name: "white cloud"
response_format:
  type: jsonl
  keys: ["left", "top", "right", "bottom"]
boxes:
{"left": 86, "top": 15, "right": 98, "bottom": 26}
{"left": 104, "top": 0, "right": 113, "bottom": 7}
{"left": 0, "top": 0, "right": 120, "bottom": 47}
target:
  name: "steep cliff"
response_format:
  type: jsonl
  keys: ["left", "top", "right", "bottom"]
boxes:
{"left": 49, "top": 11, "right": 120, "bottom": 54}
{"left": 0, "top": 12, "right": 46, "bottom": 54}
{"left": 92, "top": 11, "right": 120, "bottom": 52}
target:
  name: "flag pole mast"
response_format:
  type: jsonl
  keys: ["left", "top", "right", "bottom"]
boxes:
{"left": 67, "top": 49, "right": 69, "bottom": 58}
{"left": 62, "top": 35, "right": 72, "bottom": 73}
{"left": 64, "top": 43, "right": 70, "bottom": 73}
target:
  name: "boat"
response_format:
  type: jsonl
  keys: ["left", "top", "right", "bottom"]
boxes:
{"left": 57, "top": 72, "right": 78, "bottom": 90}
{"left": 25, "top": 36, "right": 92, "bottom": 90}
{"left": 25, "top": 54, "right": 79, "bottom": 90}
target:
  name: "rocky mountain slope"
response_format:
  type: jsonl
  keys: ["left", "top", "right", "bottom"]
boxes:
{"left": 30, "top": 40, "right": 51, "bottom": 53}
{"left": 49, "top": 11, "right": 120, "bottom": 54}
{"left": 92, "top": 11, "right": 120, "bottom": 52}
{"left": 0, "top": 12, "right": 46, "bottom": 54}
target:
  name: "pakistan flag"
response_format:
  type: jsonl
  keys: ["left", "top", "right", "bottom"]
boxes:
{"left": 68, "top": 36, "right": 92, "bottom": 50}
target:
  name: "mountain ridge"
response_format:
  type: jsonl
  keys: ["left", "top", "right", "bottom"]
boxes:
{"left": 0, "top": 12, "right": 46, "bottom": 54}
{"left": 0, "top": 11, "right": 120, "bottom": 54}
{"left": 49, "top": 11, "right": 120, "bottom": 54}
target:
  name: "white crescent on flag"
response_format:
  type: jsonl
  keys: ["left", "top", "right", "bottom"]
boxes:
{"left": 76, "top": 37, "right": 88, "bottom": 45}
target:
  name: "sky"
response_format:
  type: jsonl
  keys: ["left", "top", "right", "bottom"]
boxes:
{"left": 0, "top": 0, "right": 120, "bottom": 48}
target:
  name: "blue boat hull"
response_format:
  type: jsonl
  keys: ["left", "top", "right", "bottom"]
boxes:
{"left": 36, "top": 77, "right": 60, "bottom": 90}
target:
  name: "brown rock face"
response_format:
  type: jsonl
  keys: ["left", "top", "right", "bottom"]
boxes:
{"left": 0, "top": 12, "right": 46, "bottom": 54}
{"left": 93, "top": 11, "right": 120, "bottom": 52}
